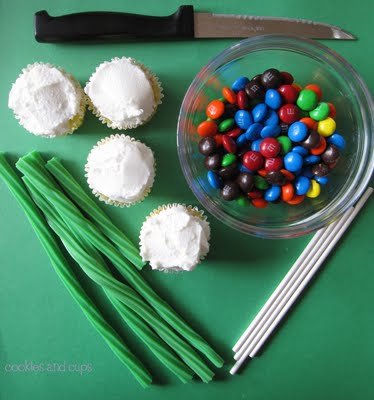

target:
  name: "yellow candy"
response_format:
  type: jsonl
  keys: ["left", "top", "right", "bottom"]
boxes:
{"left": 317, "top": 117, "right": 336, "bottom": 137}
{"left": 306, "top": 180, "right": 321, "bottom": 198}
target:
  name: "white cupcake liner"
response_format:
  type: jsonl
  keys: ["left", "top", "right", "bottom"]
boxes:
{"left": 85, "top": 133, "right": 156, "bottom": 207}
{"left": 10, "top": 62, "right": 86, "bottom": 138}
{"left": 85, "top": 57, "right": 164, "bottom": 130}
{"left": 140, "top": 203, "right": 211, "bottom": 273}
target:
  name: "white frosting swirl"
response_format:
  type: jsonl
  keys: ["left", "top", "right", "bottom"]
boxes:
{"left": 86, "top": 135, "right": 155, "bottom": 205}
{"left": 140, "top": 205, "right": 210, "bottom": 271}
{"left": 8, "top": 63, "right": 82, "bottom": 138}
{"left": 84, "top": 57, "right": 156, "bottom": 129}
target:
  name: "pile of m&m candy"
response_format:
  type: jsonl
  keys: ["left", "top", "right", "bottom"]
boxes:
{"left": 197, "top": 68, "right": 345, "bottom": 208}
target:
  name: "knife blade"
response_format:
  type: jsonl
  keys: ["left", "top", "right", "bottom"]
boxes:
{"left": 34, "top": 5, "right": 355, "bottom": 43}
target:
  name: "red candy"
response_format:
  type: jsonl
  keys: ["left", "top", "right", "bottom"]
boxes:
{"left": 237, "top": 90, "right": 249, "bottom": 109}
{"left": 197, "top": 120, "right": 218, "bottom": 137}
{"left": 227, "top": 127, "right": 243, "bottom": 138}
{"left": 280, "top": 71, "right": 294, "bottom": 85}
{"left": 260, "top": 138, "right": 281, "bottom": 158}
{"left": 214, "top": 134, "right": 223, "bottom": 147}
{"left": 278, "top": 84, "right": 298, "bottom": 104}
{"left": 310, "top": 136, "right": 327, "bottom": 155}
{"left": 299, "top": 117, "right": 318, "bottom": 131}
{"left": 251, "top": 198, "right": 268, "bottom": 208}
{"left": 222, "top": 87, "right": 237, "bottom": 104}
{"left": 247, "top": 188, "right": 264, "bottom": 199}
{"left": 278, "top": 104, "right": 300, "bottom": 124}
{"left": 280, "top": 169, "right": 295, "bottom": 181}
{"left": 265, "top": 156, "right": 283, "bottom": 171}
{"left": 328, "top": 102, "right": 337, "bottom": 118}
{"left": 222, "top": 135, "right": 237, "bottom": 153}
{"left": 243, "top": 151, "right": 264, "bottom": 171}
{"left": 206, "top": 100, "right": 225, "bottom": 119}
{"left": 286, "top": 194, "right": 305, "bottom": 205}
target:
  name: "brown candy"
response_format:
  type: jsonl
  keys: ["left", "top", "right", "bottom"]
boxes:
{"left": 265, "top": 171, "right": 287, "bottom": 186}
{"left": 321, "top": 144, "right": 340, "bottom": 164}
{"left": 237, "top": 172, "right": 254, "bottom": 193}
{"left": 205, "top": 154, "right": 222, "bottom": 170}
{"left": 221, "top": 181, "right": 241, "bottom": 201}
{"left": 301, "top": 130, "right": 321, "bottom": 150}
{"left": 261, "top": 68, "right": 282, "bottom": 89}
{"left": 245, "top": 81, "right": 265, "bottom": 101}
{"left": 199, "top": 137, "right": 216, "bottom": 155}
{"left": 218, "top": 162, "right": 239, "bottom": 180}
{"left": 311, "top": 163, "right": 329, "bottom": 177}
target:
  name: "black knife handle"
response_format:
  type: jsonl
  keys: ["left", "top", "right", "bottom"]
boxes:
{"left": 34, "top": 6, "right": 195, "bottom": 43}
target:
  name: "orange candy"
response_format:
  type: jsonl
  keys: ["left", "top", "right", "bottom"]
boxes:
{"left": 304, "top": 84, "right": 322, "bottom": 101}
{"left": 299, "top": 117, "right": 318, "bottom": 131}
{"left": 251, "top": 198, "right": 268, "bottom": 208}
{"left": 310, "top": 136, "right": 327, "bottom": 155}
{"left": 286, "top": 194, "right": 305, "bottom": 205}
{"left": 292, "top": 83, "right": 303, "bottom": 93}
{"left": 281, "top": 183, "right": 295, "bottom": 201}
{"left": 280, "top": 169, "right": 295, "bottom": 181}
{"left": 222, "top": 87, "right": 237, "bottom": 104}
{"left": 206, "top": 99, "right": 225, "bottom": 119}
{"left": 257, "top": 169, "right": 267, "bottom": 177}
{"left": 328, "top": 102, "right": 337, "bottom": 119}
{"left": 197, "top": 120, "right": 218, "bottom": 137}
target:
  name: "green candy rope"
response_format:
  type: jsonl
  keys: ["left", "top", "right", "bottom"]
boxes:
{"left": 0, "top": 153, "right": 152, "bottom": 388}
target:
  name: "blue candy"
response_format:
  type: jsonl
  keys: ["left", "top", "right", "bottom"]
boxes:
{"left": 292, "top": 146, "right": 309, "bottom": 157}
{"left": 235, "top": 110, "right": 253, "bottom": 129}
{"left": 301, "top": 166, "right": 314, "bottom": 178}
{"left": 288, "top": 121, "right": 308, "bottom": 142}
{"left": 252, "top": 103, "right": 268, "bottom": 123}
{"left": 304, "top": 155, "right": 321, "bottom": 165}
{"left": 207, "top": 171, "right": 222, "bottom": 189}
{"left": 265, "top": 89, "right": 282, "bottom": 110}
{"left": 327, "top": 133, "right": 346, "bottom": 150}
{"left": 314, "top": 175, "right": 329, "bottom": 185}
{"left": 264, "top": 185, "right": 281, "bottom": 202}
{"left": 236, "top": 133, "right": 248, "bottom": 147}
{"left": 245, "top": 122, "right": 262, "bottom": 141}
{"left": 251, "top": 139, "right": 263, "bottom": 152}
{"left": 284, "top": 152, "right": 303, "bottom": 172}
{"left": 260, "top": 124, "right": 281, "bottom": 138}
{"left": 294, "top": 176, "right": 311, "bottom": 195}
{"left": 263, "top": 109, "right": 279, "bottom": 126}
{"left": 232, "top": 76, "right": 250, "bottom": 92}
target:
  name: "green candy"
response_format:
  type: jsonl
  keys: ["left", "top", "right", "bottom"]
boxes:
{"left": 236, "top": 196, "right": 249, "bottom": 207}
{"left": 277, "top": 136, "right": 292, "bottom": 155}
{"left": 221, "top": 153, "right": 236, "bottom": 167}
{"left": 254, "top": 175, "right": 269, "bottom": 190}
{"left": 296, "top": 89, "right": 318, "bottom": 111}
{"left": 218, "top": 96, "right": 227, "bottom": 103}
{"left": 218, "top": 118, "right": 235, "bottom": 132}
{"left": 309, "top": 102, "right": 330, "bottom": 121}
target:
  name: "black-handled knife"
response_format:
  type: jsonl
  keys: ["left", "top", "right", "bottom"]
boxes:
{"left": 34, "top": 5, "right": 355, "bottom": 43}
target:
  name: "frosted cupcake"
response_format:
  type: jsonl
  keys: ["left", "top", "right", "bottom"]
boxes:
{"left": 84, "top": 57, "right": 163, "bottom": 130}
{"left": 85, "top": 134, "right": 155, "bottom": 207}
{"left": 140, "top": 204, "right": 210, "bottom": 272}
{"left": 8, "top": 62, "right": 85, "bottom": 138}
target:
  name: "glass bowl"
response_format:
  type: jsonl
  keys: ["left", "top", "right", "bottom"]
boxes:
{"left": 177, "top": 35, "right": 374, "bottom": 239}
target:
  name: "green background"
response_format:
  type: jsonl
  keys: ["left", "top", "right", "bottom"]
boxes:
{"left": 0, "top": 0, "right": 373, "bottom": 399}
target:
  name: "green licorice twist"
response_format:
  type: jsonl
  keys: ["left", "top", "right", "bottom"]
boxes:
{"left": 17, "top": 151, "right": 224, "bottom": 369}
{"left": 24, "top": 178, "right": 213, "bottom": 383}
{"left": 45, "top": 158, "right": 145, "bottom": 270}
{"left": 24, "top": 179, "right": 194, "bottom": 384}
{"left": 0, "top": 153, "right": 152, "bottom": 388}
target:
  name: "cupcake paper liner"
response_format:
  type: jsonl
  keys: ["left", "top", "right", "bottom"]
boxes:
{"left": 140, "top": 203, "right": 211, "bottom": 273}
{"left": 85, "top": 57, "right": 163, "bottom": 130}
{"left": 11, "top": 62, "right": 86, "bottom": 138}
{"left": 85, "top": 134, "right": 156, "bottom": 207}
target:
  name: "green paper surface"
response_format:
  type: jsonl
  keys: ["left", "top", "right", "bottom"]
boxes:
{"left": 0, "top": 0, "right": 373, "bottom": 399}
